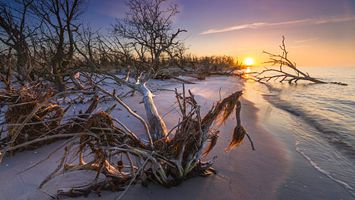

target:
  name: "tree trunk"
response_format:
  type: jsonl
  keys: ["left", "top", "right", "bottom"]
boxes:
{"left": 138, "top": 83, "right": 167, "bottom": 141}
{"left": 110, "top": 74, "right": 168, "bottom": 142}
{"left": 15, "top": 47, "right": 29, "bottom": 81}
{"left": 52, "top": 30, "right": 66, "bottom": 92}
{"left": 52, "top": 61, "right": 65, "bottom": 92}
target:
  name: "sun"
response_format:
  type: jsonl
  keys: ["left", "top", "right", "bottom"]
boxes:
{"left": 244, "top": 57, "right": 254, "bottom": 66}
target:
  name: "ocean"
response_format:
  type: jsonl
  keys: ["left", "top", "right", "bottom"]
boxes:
{"left": 247, "top": 66, "right": 355, "bottom": 195}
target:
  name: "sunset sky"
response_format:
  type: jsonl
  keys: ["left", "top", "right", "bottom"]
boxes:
{"left": 84, "top": 0, "right": 355, "bottom": 67}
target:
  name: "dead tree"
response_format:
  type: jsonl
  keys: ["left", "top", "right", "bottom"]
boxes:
{"left": 30, "top": 0, "right": 84, "bottom": 91}
{"left": 97, "top": 33, "right": 135, "bottom": 72}
{"left": 74, "top": 26, "right": 101, "bottom": 71}
{"left": 0, "top": 78, "right": 253, "bottom": 198}
{"left": 255, "top": 36, "right": 327, "bottom": 84}
{"left": 0, "top": 47, "right": 12, "bottom": 90}
{"left": 99, "top": 0, "right": 186, "bottom": 140}
{"left": 105, "top": 74, "right": 167, "bottom": 142}
{"left": 0, "top": 0, "right": 37, "bottom": 82}
{"left": 113, "top": 0, "right": 186, "bottom": 78}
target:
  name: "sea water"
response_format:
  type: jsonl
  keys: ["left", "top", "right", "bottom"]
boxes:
{"left": 250, "top": 67, "right": 355, "bottom": 195}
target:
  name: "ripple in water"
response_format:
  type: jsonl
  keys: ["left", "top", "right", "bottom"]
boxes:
{"left": 255, "top": 67, "right": 355, "bottom": 196}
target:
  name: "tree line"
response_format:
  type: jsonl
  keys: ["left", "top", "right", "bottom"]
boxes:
{"left": 0, "top": 0, "right": 241, "bottom": 92}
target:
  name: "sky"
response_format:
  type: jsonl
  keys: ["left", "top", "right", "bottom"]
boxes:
{"left": 83, "top": 0, "right": 355, "bottom": 67}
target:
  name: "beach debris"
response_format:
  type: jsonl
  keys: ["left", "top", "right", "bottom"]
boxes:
{"left": 0, "top": 83, "right": 64, "bottom": 152}
{"left": 0, "top": 75, "right": 254, "bottom": 197}
{"left": 254, "top": 36, "right": 347, "bottom": 86}
{"left": 226, "top": 100, "right": 255, "bottom": 152}
{"left": 45, "top": 88, "right": 252, "bottom": 198}
{"left": 0, "top": 82, "right": 103, "bottom": 157}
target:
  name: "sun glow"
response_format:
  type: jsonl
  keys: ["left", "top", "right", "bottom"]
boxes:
{"left": 245, "top": 67, "right": 251, "bottom": 73}
{"left": 244, "top": 57, "right": 254, "bottom": 66}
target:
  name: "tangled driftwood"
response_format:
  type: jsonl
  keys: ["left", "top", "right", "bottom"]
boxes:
{"left": 1, "top": 83, "right": 64, "bottom": 152}
{"left": 46, "top": 88, "right": 252, "bottom": 198}
{"left": 0, "top": 76, "right": 254, "bottom": 198}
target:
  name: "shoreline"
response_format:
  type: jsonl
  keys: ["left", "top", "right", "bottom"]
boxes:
{"left": 243, "top": 79, "right": 355, "bottom": 199}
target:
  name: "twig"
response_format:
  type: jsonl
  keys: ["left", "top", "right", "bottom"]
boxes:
{"left": 95, "top": 85, "right": 153, "bottom": 148}
{"left": 116, "top": 157, "right": 149, "bottom": 200}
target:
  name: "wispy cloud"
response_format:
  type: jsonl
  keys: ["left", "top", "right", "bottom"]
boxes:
{"left": 201, "top": 16, "right": 355, "bottom": 35}
{"left": 289, "top": 45, "right": 312, "bottom": 49}
{"left": 294, "top": 37, "right": 319, "bottom": 44}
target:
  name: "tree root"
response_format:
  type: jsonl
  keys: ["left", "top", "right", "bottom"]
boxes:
{"left": 0, "top": 79, "right": 254, "bottom": 198}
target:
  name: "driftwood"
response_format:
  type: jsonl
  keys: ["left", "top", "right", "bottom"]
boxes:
{"left": 254, "top": 36, "right": 347, "bottom": 86}
{"left": 103, "top": 71, "right": 171, "bottom": 143}
{"left": 0, "top": 83, "right": 64, "bottom": 152}
{"left": 41, "top": 88, "right": 252, "bottom": 198}
{"left": 0, "top": 82, "right": 101, "bottom": 155}
{"left": 0, "top": 75, "right": 254, "bottom": 198}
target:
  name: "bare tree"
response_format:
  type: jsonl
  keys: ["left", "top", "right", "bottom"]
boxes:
{"left": 30, "top": 0, "right": 84, "bottom": 91}
{"left": 0, "top": 47, "right": 12, "bottom": 90}
{"left": 113, "top": 0, "right": 186, "bottom": 79}
{"left": 0, "top": 0, "right": 37, "bottom": 82}
{"left": 254, "top": 36, "right": 348, "bottom": 85}
{"left": 96, "top": 0, "right": 186, "bottom": 141}
{"left": 74, "top": 25, "right": 101, "bottom": 71}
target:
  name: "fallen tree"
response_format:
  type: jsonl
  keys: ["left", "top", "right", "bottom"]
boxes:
{"left": 254, "top": 36, "right": 347, "bottom": 86}
{"left": 48, "top": 88, "right": 252, "bottom": 198}
{"left": 0, "top": 73, "right": 254, "bottom": 198}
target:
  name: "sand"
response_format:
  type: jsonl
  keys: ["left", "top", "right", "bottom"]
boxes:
{"left": 243, "top": 80, "right": 355, "bottom": 199}
{"left": 0, "top": 75, "right": 337, "bottom": 200}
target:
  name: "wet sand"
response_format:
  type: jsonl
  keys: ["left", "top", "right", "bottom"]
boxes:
{"left": 243, "top": 80, "right": 355, "bottom": 200}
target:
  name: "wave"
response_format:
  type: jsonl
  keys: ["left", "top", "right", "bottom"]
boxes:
{"left": 296, "top": 147, "right": 355, "bottom": 196}
{"left": 262, "top": 92, "right": 355, "bottom": 161}
{"left": 261, "top": 84, "right": 355, "bottom": 197}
